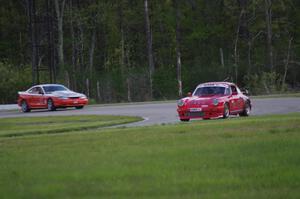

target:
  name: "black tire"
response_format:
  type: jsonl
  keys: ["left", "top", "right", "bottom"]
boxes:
{"left": 75, "top": 106, "right": 84, "bottom": 109}
{"left": 223, "top": 103, "right": 230, "bottom": 119}
{"left": 21, "top": 100, "right": 30, "bottom": 113}
{"left": 47, "top": 99, "right": 56, "bottom": 111}
{"left": 239, "top": 101, "right": 250, "bottom": 117}
{"left": 180, "top": 118, "right": 190, "bottom": 122}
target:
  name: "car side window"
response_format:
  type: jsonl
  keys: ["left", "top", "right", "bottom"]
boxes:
{"left": 36, "top": 87, "right": 44, "bottom": 94}
{"left": 28, "top": 87, "right": 38, "bottom": 94}
{"left": 28, "top": 88, "right": 34, "bottom": 93}
{"left": 225, "top": 87, "right": 231, "bottom": 95}
{"left": 231, "top": 86, "right": 238, "bottom": 95}
{"left": 28, "top": 87, "right": 43, "bottom": 94}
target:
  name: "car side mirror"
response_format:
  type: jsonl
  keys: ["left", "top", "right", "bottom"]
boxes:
{"left": 187, "top": 92, "right": 192, "bottom": 97}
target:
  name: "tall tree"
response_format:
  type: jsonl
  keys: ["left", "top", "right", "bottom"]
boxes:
{"left": 174, "top": 0, "right": 182, "bottom": 97}
{"left": 26, "top": 0, "right": 39, "bottom": 84}
{"left": 264, "top": 0, "right": 273, "bottom": 70}
{"left": 54, "top": 0, "right": 66, "bottom": 75}
{"left": 144, "top": 0, "right": 155, "bottom": 99}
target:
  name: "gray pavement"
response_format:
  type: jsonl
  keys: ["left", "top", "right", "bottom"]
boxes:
{"left": 0, "top": 97, "right": 299, "bottom": 126}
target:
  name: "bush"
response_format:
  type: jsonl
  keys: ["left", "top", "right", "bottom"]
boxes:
{"left": 0, "top": 62, "right": 31, "bottom": 104}
{"left": 244, "top": 72, "right": 283, "bottom": 95}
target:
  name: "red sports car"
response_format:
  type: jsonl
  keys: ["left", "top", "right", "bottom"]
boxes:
{"left": 177, "top": 82, "right": 251, "bottom": 121}
{"left": 18, "top": 84, "right": 88, "bottom": 112}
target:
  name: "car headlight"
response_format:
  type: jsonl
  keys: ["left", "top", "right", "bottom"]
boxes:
{"left": 58, "top": 96, "right": 68, "bottom": 100}
{"left": 177, "top": 100, "right": 185, "bottom": 107}
{"left": 212, "top": 98, "right": 219, "bottom": 106}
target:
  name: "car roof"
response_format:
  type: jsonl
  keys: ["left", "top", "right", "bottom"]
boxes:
{"left": 196, "top": 82, "right": 236, "bottom": 88}
{"left": 33, "top": 84, "right": 65, "bottom": 87}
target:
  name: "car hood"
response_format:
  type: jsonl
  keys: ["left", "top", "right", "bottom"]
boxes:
{"left": 51, "top": 91, "right": 85, "bottom": 98}
{"left": 181, "top": 95, "right": 225, "bottom": 106}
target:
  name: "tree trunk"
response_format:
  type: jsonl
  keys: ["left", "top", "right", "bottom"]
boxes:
{"left": 86, "top": 78, "right": 90, "bottom": 98}
{"left": 65, "top": 71, "right": 70, "bottom": 88}
{"left": 247, "top": 41, "right": 252, "bottom": 76}
{"left": 79, "top": 22, "right": 85, "bottom": 77}
{"left": 144, "top": 0, "right": 155, "bottom": 99}
{"left": 70, "top": 0, "right": 76, "bottom": 90}
{"left": 89, "top": 29, "right": 96, "bottom": 78}
{"left": 27, "top": 0, "right": 39, "bottom": 84}
{"left": 118, "top": 2, "right": 131, "bottom": 102}
{"left": 264, "top": 0, "right": 273, "bottom": 70}
{"left": 234, "top": 9, "right": 245, "bottom": 84}
{"left": 126, "top": 77, "right": 132, "bottom": 102}
{"left": 175, "top": 0, "right": 182, "bottom": 97}
{"left": 281, "top": 37, "right": 292, "bottom": 92}
{"left": 54, "top": 0, "right": 66, "bottom": 74}
{"left": 97, "top": 80, "right": 101, "bottom": 102}
{"left": 46, "top": 0, "right": 55, "bottom": 83}
{"left": 220, "top": 48, "right": 224, "bottom": 68}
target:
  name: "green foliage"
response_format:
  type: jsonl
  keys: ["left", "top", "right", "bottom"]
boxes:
{"left": 244, "top": 72, "right": 284, "bottom": 95}
{"left": 0, "top": 62, "right": 31, "bottom": 103}
{"left": 153, "top": 67, "right": 177, "bottom": 99}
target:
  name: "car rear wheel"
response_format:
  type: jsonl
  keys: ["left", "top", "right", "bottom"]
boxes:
{"left": 239, "top": 101, "right": 250, "bottom": 117}
{"left": 223, "top": 103, "right": 229, "bottom": 119}
{"left": 75, "top": 106, "right": 84, "bottom": 109}
{"left": 21, "top": 100, "right": 30, "bottom": 113}
{"left": 47, "top": 99, "right": 56, "bottom": 111}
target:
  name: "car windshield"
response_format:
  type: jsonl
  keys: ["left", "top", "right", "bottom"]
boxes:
{"left": 194, "top": 86, "right": 226, "bottom": 96}
{"left": 43, "top": 85, "right": 68, "bottom": 93}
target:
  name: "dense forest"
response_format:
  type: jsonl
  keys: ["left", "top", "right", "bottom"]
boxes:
{"left": 0, "top": 0, "right": 300, "bottom": 104}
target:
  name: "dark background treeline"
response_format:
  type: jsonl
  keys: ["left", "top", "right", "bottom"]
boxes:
{"left": 1, "top": 0, "right": 300, "bottom": 104}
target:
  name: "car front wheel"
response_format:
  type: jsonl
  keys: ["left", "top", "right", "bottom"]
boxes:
{"left": 75, "top": 106, "right": 84, "bottom": 109}
{"left": 223, "top": 103, "right": 229, "bottom": 119}
{"left": 47, "top": 99, "right": 56, "bottom": 111}
{"left": 21, "top": 100, "right": 30, "bottom": 113}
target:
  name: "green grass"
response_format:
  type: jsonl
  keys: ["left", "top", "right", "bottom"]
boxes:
{"left": 0, "top": 113, "right": 300, "bottom": 198}
{"left": 0, "top": 115, "right": 142, "bottom": 137}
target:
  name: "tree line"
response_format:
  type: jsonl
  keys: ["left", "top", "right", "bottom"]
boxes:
{"left": 0, "top": 0, "right": 300, "bottom": 104}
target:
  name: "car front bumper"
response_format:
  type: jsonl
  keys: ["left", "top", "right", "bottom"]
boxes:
{"left": 177, "top": 105, "right": 224, "bottom": 120}
{"left": 53, "top": 98, "right": 88, "bottom": 107}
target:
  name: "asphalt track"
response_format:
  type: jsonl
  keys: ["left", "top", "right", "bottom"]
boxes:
{"left": 0, "top": 97, "right": 299, "bottom": 126}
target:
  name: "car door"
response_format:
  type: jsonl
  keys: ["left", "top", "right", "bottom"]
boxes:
{"left": 229, "top": 85, "right": 240, "bottom": 112}
{"left": 236, "top": 87, "right": 245, "bottom": 111}
{"left": 31, "top": 86, "right": 46, "bottom": 108}
{"left": 26, "top": 87, "right": 38, "bottom": 108}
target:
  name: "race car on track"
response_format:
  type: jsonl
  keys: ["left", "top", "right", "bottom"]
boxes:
{"left": 18, "top": 84, "right": 88, "bottom": 112}
{"left": 177, "top": 82, "right": 251, "bottom": 121}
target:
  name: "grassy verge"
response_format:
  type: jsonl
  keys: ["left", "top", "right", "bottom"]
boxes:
{"left": 251, "top": 92, "right": 300, "bottom": 99}
{"left": 0, "top": 113, "right": 300, "bottom": 198}
{"left": 0, "top": 115, "right": 142, "bottom": 137}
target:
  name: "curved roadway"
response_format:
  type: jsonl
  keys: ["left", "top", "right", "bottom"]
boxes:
{"left": 0, "top": 97, "right": 299, "bottom": 126}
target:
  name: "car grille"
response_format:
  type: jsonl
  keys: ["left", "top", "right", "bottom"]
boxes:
{"left": 187, "top": 111, "right": 204, "bottom": 117}
{"left": 69, "top": 97, "right": 80, "bottom": 99}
